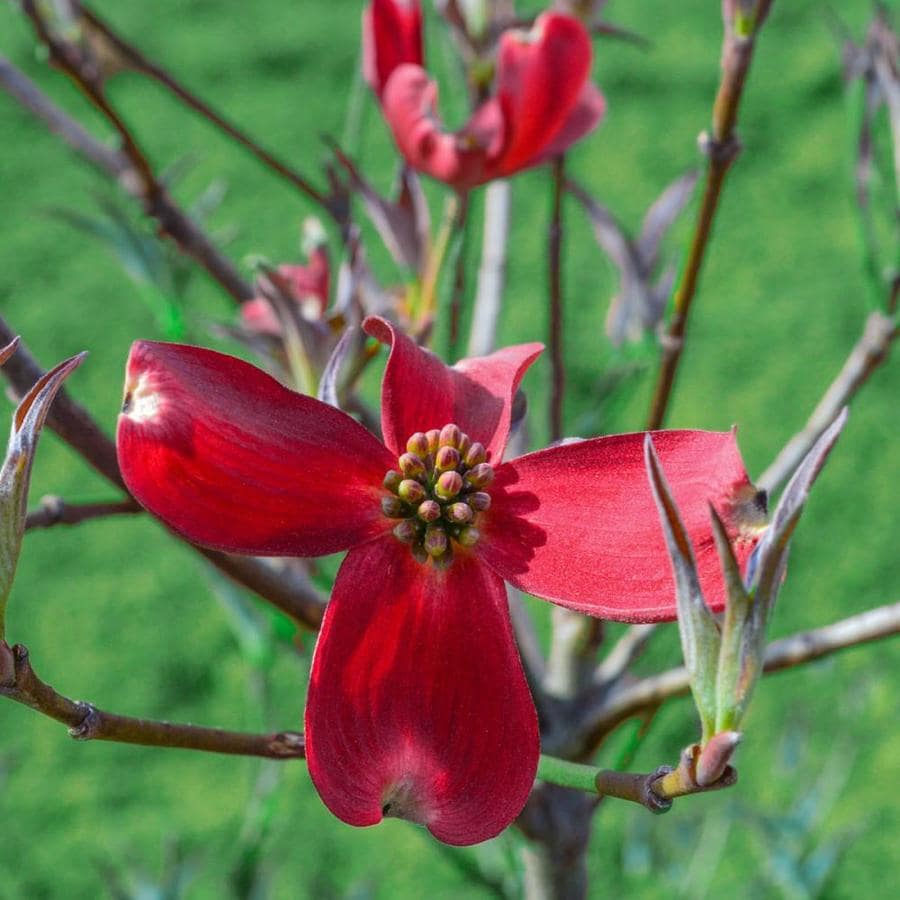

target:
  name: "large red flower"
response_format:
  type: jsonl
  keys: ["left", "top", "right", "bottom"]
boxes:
{"left": 116, "top": 317, "right": 757, "bottom": 845}
{"left": 365, "top": 5, "right": 605, "bottom": 191}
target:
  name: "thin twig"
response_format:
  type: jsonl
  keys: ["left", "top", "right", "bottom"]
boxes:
{"left": 0, "top": 642, "right": 305, "bottom": 759}
{"left": 19, "top": 2, "right": 253, "bottom": 303}
{"left": 0, "top": 53, "right": 130, "bottom": 181}
{"left": 468, "top": 180, "right": 511, "bottom": 357}
{"left": 593, "top": 624, "right": 659, "bottom": 689}
{"left": 580, "top": 600, "right": 900, "bottom": 741}
{"left": 758, "top": 311, "right": 897, "bottom": 493}
{"left": 77, "top": 4, "right": 334, "bottom": 214}
{"left": 0, "top": 319, "right": 326, "bottom": 629}
{"left": 447, "top": 194, "right": 471, "bottom": 361}
{"left": 25, "top": 495, "right": 141, "bottom": 530}
{"left": 646, "top": 6, "right": 773, "bottom": 428}
{"left": 548, "top": 156, "right": 566, "bottom": 442}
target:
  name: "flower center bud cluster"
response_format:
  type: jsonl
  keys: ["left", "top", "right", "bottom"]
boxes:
{"left": 381, "top": 423, "right": 494, "bottom": 568}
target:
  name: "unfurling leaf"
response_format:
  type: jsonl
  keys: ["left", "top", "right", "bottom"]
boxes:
{"left": 644, "top": 434, "right": 721, "bottom": 740}
{"left": 0, "top": 344, "right": 87, "bottom": 638}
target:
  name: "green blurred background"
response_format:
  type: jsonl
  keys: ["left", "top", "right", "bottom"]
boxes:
{"left": 1, "top": 1, "right": 897, "bottom": 897}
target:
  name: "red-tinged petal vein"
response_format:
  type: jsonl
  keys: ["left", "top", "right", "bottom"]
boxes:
{"left": 364, "top": 316, "right": 542, "bottom": 462}
{"left": 117, "top": 341, "right": 394, "bottom": 556}
{"left": 479, "top": 431, "right": 758, "bottom": 623}
{"left": 305, "top": 537, "right": 539, "bottom": 846}
{"left": 492, "top": 13, "right": 594, "bottom": 176}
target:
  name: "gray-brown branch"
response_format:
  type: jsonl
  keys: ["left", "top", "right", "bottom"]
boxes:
{"left": 758, "top": 311, "right": 897, "bottom": 493}
{"left": 580, "top": 600, "right": 900, "bottom": 742}
{"left": 0, "top": 641, "right": 305, "bottom": 759}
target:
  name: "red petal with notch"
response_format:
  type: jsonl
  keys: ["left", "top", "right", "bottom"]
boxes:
{"left": 479, "top": 431, "right": 758, "bottom": 622}
{"left": 363, "top": 0, "right": 424, "bottom": 99}
{"left": 381, "top": 64, "right": 496, "bottom": 190}
{"left": 527, "top": 82, "right": 606, "bottom": 169}
{"left": 305, "top": 537, "right": 539, "bottom": 846}
{"left": 364, "top": 316, "right": 542, "bottom": 462}
{"left": 491, "top": 13, "right": 595, "bottom": 176}
{"left": 117, "top": 342, "right": 394, "bottom": 556}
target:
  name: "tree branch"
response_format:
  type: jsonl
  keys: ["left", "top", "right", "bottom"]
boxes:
{"left": 0, "top": 318, "right": 325, "bottom": 629}
{"left": 758, "top": 311, "right": 897, "bottom": 493}
{"left": 548, "top": 156, "right": 566, "bottom": 442}
{"left": 16, "top": 3, "right": 253, "bottom": 303}
{"left": 646, "top": 6, "right": 772, "bottom": 428}
{"left": 25, "top": 495, "right": 141, "bottom": 530}
{"left": 77, "top": 3, "right": 335, "bottom": 214}
{"left": 468, "top": 180, "right": 511, "bottom": 357}
{"left": 0, "top": 641, "right": 305, "bottom": 759}
{"left": 579, "top": 600, "right": 900, "bottom": 742}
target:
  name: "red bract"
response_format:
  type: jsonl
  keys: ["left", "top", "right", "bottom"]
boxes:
{"left": 116, "top": 317, "right": 758, "bottom": 845}
{"left": 362, "top": 0, "right": 424, "bottom": 99}
{"left": 241, "top": 245, "right": 331, "bottom": 336}
{"left": 373, "top": 11, "right": 605, "bottom": 191}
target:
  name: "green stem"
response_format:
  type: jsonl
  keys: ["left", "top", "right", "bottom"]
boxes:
{"left": 537, "top": 754, "right": 599, "bottom": 793}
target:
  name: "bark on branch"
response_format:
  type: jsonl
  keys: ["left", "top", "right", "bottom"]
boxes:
{"left": 0, "top": 641, "right": 305, "bottom": 759}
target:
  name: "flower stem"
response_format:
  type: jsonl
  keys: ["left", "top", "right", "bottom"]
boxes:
{"left": 548, "top": 156, "right": 566, "bottom": 441}
{"left": 418, "top": 193, "right": 463, "bottom": 332}
{"left": 645, "top": 8, "right": 772, "bottom": 429}
{"left": 537, "top": 754, "right": 599, "bottom": 793}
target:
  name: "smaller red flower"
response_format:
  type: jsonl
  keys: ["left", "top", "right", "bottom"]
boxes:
{"left": 241, "top": 242, "right": 331, "bottom": 336}
{"left": 370, "top": 10, "right": 605, "bottom": 191}
{"left": 362, "top": 0, "right": 424, "bottom": 99}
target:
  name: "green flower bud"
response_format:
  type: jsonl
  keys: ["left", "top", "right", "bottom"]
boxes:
{"left": 457, "top": 433, "right": 472, "bottom": 458}
{"left": 383, "top": 470, "right": 403, "bottom": 493}
{"left": 457, "top": 526, "right": 481, "bottom": 547}
{"left": 424, "top": 525, "right": 448, "bottom": 557}
{"left": 425, "top": 429, "right": 441, "bottom": 453}
{"left": 406, "top": 432, "right": 430, "bottom": 457}
{"left": 464, "top": 442, "right": 486, "bottom": 467}
{"left": 411, "top": 543, "right": 429, "bottom": 565}
{"left": 417, "top": 499, "right": 441, "bottom": 522}
{"left": 398, "top": 479, "right": 426, "bottom": 504}
{"left": 431, "top": 545, "right": 455, "bottom": 570}
{"left": 393, "top": 519, "right": 420, "bottom": 544}
{"left": 445, "top": 502, "right": 474, "bottom": 524}
{"left": 399, "top": 452, "right": 426, "bottom": 479}
{"left": 464, "top": 463, "right": 494, "bottom": 489}
{"left": 466, "top": 491, "right": 491, "bottom": 512}
{"left": 439, "top": 423, "right": 462, "bottom": 448}
{"left": 435, "top": 446, "right": 461, "bottom": 472}
{"left": 381, "top": 496, "right": 407, "bottom": 518}
{"left": 435, "top": 470, "right": 463, "bottom": 500}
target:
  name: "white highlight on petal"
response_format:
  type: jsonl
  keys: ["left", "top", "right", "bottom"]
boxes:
{"left": 122, "top": 373, "right": 163, "bottom": 423}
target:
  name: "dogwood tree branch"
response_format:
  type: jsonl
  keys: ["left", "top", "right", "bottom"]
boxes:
{"left": 76, "top": 3, "right": 335, "bottom": 215}
{"left": 548, "top": 156, "right": 566, "bottom": 442}
{"left": 0, "top": 53, "right": 129, "bottom": 180}
{"left": 579, "top": 600, "right": 900, "bottom": 742}
{"left": 17, "top": 2, "right": 253, "bottom": 303}
{"left": 25, "top": 495, "right": 141, "bottom": 530}
{"left": 468, "top": 180, "right": 511, "bottom": 357}
{"left": 646, "top": 2, "right": 774, "bottom": 429}
{"left": 0, "top": 318, "right": 326, "bottom": 629}
{"left": 0, "top": 641, "right": 305, "bottom": 759}
{"left": 758, "top": 311, "right": 897, "bottom": 493}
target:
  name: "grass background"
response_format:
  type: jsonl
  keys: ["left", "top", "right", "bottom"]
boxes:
{"left": 1, "top": 0, "right": 898, "bottom": 897}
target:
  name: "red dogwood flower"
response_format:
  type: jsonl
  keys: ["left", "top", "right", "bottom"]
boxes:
{"left": 241, "top": 242, "right": 331, "bottom": 336}
{"left": 365, "top": 4, "right": 605, "bottom": 190}
{"left": 116, "top": 317, "right": 758, "bottom": 845}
